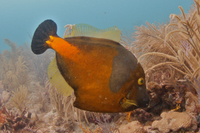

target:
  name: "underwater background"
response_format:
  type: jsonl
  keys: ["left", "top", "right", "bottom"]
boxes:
{"left": 2, "top": 0, "right": 200, "bottom": 132}
{"left": 0, "top": 0, "right": 193, "bottom": 51}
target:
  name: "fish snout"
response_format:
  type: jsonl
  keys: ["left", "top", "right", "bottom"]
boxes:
{"left": 142, "top": 96, "right": 150, "bottom": 108}
{"left": 138, "top": 91, "right": 150, "bottom": 108}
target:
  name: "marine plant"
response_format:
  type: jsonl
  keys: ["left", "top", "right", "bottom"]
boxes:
{"left": 8, "top": 85, "right": 30, "bottom": 112}
{"left": 28, "top": 80, "right": 52, "bottom": 113}
{"left": 49, "top": 83, "right": 90, "bottom": 124}
{"left": 22, "top": 44, "right": 54, "bottom": 87}
{"left": 0, "top": 38, "right": 53, "bottom": 91}
{"left": 0, "top": 39, "right": 29, "bottom": 92}
{"left": 80, "top": 123, "right": 120, "bottom": 133}
{"left": 132, "top": 0, "right": 200, "bottom": 101}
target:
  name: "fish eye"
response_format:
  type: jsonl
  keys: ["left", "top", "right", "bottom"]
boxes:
{"left": 138, "top": 78, "right": 144, "bottom": 85}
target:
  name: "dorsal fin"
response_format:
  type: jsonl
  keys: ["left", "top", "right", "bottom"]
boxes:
{"left": 47, "top": 57, "right": 73, "bottom": 96}
{"left": 64, "top": 23, "right": 121, "bottom": 42}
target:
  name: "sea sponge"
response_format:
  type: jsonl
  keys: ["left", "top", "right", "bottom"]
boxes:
{"left": 152, "top": 111, "right": 192, "bottom": 132}
{"left": 119, "top": 121, "right": 145, "bottom": 133}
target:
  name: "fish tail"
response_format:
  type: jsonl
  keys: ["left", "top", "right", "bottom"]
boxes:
{"left": 31, "top": 19, "right": 57, "bottom": 54}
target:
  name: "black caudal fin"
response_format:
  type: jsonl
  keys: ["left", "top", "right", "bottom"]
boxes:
{"left": 31, "top": 19, "right": 57, "bottom": 54}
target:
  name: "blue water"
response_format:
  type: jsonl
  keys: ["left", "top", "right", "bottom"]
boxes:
{"left": 0, "top": 0, "right": 193, "bottom": 51}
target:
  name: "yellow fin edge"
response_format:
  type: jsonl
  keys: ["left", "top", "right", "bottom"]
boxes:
{"left": 63, "top": 23, "right": 121, "bottom": 42}
{"left": 47, "top": 57, "right": 73, "bottom": 97}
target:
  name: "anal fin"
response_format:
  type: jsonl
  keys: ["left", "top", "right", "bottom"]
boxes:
{"left": 47, "top": 57, "right": 73, "bottom": 97}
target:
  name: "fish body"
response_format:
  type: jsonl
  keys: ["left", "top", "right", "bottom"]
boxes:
{"left": 31, "top": 20, "right": 150, "bottom": 113}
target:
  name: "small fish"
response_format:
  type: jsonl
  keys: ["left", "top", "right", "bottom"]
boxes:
{"left": 31, "top": 19, "right": 150, "bottom": 113}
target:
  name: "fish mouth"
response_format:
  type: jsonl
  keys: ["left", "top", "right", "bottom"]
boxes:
{"left": 138, "top": 96, "right": 150, "bottom": 108}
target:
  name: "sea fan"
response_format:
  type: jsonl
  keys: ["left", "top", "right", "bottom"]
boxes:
{"left": 9, "top": 85, "right": 30, "bottom": 112}
{"left": 132, "top": 0, "right": 200, "bottom": 102}
{"left": 48, "top": 83, "right": 90, "bottom": 124}
{"left": 0, "top": 39, "right": 30, "bottom": 92}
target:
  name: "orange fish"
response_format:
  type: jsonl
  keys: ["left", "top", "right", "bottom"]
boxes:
{"left": 31, "top": 19, "right": 149, "bottom": 113}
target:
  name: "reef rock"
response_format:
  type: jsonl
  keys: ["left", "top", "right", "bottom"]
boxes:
{"left": 152, "top": 111, "right": 192, "bottom": 132}
{"left": 185, "top": 92, "right": 199, "bottom": 114}
{"left": 1, "top": 91, "right": 11, "bottom": 103}
{"left": 119, "top": 121, "right": 145, "bottom": 133}
{"left": 42, "top": 110, "right": 58, "bottom": 124}
{"left": 0, "top": 81, "right": 3, "bottom": 92}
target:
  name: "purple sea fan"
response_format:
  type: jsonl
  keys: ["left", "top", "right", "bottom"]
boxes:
{"left": 194, "top": 72, "right": 200, "bottom": 102}
{"left": 180, "top": 40, "right": 200, "bottom": 102}
{"left": 180, "top": 40, "right": 192, "bottom": 58}
{"left": 89, "top": 114, "right": 119, "bottom": 133}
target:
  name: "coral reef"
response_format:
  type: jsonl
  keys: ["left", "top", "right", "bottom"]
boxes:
{"left": 0, "top": 0, "right": 200, "bottom": 132}
{"left": 132, "top": 0, "right": 200, "bottom": 97}
{"left": 128, "top": 0, "right": 200, "bottom": 132}
{"left": 147, "top": 82, "right": 186, "bottom": 114}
